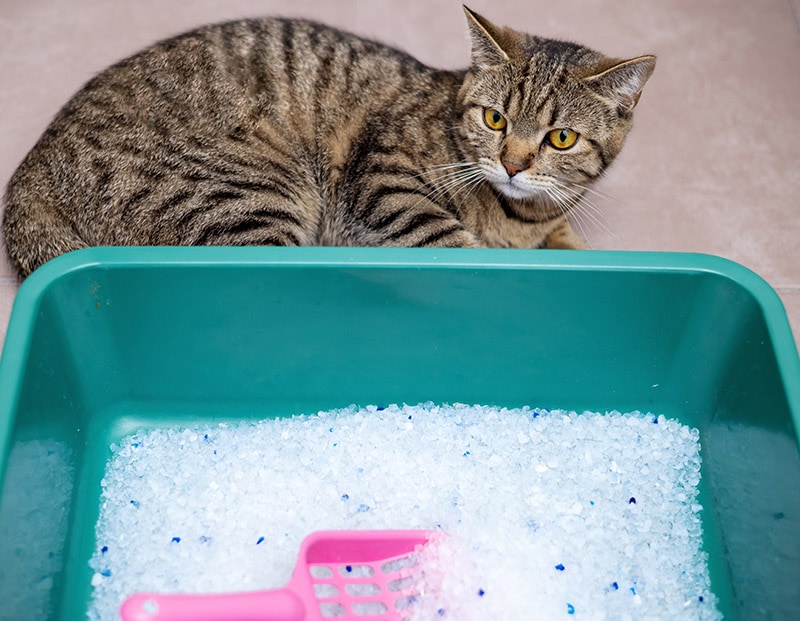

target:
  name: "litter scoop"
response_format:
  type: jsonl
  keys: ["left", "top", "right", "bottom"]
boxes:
{"left": 120, "top": 529, "right": 436, "bottom": 621}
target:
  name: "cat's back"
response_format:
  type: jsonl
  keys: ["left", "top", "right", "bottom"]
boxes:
{"left": 46, "top": 17, "right": 452, "bottom": 142}
{"left": 2, "top": 17, "right": 464, "bottom": 275}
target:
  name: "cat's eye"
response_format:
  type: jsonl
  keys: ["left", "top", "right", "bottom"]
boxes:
{"left": 483, "top": 108, "right": 507, "bottom": 131}
{"left": 547, "top": 129, "right": 579, "bottom": 150}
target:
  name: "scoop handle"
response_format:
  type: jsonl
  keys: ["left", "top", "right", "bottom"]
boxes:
{"left": 120, "top": 587, "right": 305, "bottom": 621}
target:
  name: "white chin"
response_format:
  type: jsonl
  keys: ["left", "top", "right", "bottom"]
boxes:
{"left": 492, "top": 180, "right": 540, "bottom": 201}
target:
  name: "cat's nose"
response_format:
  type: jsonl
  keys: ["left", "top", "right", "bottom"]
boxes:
{"left": 501, "top": 157, "right": 529, "bottom": 178}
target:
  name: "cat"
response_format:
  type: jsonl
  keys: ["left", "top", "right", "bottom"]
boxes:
{"left": 2, "top": 6, "right": 655, "bottom": 277}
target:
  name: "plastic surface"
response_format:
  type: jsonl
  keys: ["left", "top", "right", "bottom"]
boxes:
{"left": 120, "top": 530, "right": 433, "bottom": 621}
{"left": 0, "top": 247, "right": 799, "bottom": 620}
{"left": 121, "top": 590, "right": 304, "bottom": 621}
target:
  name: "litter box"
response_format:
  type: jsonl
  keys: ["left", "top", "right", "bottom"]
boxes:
{"left": 0, "top": 247, "right": 798, "bottom": 620}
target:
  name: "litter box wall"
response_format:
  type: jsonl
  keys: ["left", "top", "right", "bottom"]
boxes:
{"left": 0, "top": 247, "right": 799, "bottom": 620}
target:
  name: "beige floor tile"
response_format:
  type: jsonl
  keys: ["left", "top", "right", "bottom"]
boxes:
{"left": 780, "top": 290, "right": 800, "bottom": 350}
{"left": 583, "top": 2, "right": 800, "bottom": 282}
{"left": 0, "top": 249, "right": 14, "bottom": 281}
{"left": 791, "top": 0, "right": 800, "bottom": 34}
{"left": 0, "top": 281, "right": 20, "bottom": 355}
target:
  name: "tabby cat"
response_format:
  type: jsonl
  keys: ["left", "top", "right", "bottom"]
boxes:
{"left": 2, "top": 6, "right": 655, "bottom": 277}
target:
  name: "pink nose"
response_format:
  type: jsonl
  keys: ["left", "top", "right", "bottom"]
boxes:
{"left": 502, "top": 158, "right": 528, "bottom": 178}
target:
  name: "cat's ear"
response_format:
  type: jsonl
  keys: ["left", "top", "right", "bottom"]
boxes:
{"left": 463, "top": 5, "right": 511, "bottom": 67}
{"left": 583, "top": 55, "right": 656, "bottom": 114}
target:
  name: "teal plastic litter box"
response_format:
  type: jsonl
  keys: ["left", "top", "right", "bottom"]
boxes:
{"left": 0, "top": 247, "right": 798, "bottom": 620}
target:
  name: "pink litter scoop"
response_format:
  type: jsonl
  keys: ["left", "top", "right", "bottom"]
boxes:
{"left": 120, "top": 529, "right": 436, "bottom": 621}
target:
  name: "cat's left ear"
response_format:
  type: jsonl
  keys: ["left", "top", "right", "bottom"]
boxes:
{"left": 463, "top": 5, "right": 512, "bottom": 67}
{"left": 583, "top": 55, "right": 656, "bottom": 114}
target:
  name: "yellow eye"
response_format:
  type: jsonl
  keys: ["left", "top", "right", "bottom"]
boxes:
{"left": 483, "top": 107, "right": 507, "bottom": 131}
{"left": 547, "top": 128, "right": 579, "bottom": 150}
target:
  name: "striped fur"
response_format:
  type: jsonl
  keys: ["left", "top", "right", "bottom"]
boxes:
{"left": 2, "top": 7, "right": 655, "bottom": 276}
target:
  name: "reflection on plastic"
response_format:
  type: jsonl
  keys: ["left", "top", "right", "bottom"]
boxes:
{"left": 0, "top": 440, "right": 73, "bottom": 621}
{"left": 706, "top": 423, "right": 800, "bottom": 619}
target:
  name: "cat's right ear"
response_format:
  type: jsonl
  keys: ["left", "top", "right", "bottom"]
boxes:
{"left": 583, "top": 55, "right": 657, "bottom": 114}
{"left": 463, "top": 5, "right": 511, "bottom": 67}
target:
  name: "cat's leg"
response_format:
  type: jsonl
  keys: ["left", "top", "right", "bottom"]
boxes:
{"left": 176, "top": 179, "right": 321, "bottom": 247}
{"left": 361, "top": 190, "right": 480, "bottom": 247}
{"left": 338, "top": 170, "right": 482, "bottom": 248}
{"left": 2, "top": 190, "right": 89, "bottom": 277}
{"left": 542, "top": 219, "right": 590, "bottom": 250}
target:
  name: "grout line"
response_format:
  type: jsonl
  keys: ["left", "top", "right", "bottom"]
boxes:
{"left": 775, "top": 287, "right": 800, "bottom": 295}
{"left": 789, "top": 0, "right": 800, "bottom": 37}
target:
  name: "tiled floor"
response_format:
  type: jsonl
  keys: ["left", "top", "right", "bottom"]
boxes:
{"left": 1, "top": 0, "right": 798, "bottom": 353}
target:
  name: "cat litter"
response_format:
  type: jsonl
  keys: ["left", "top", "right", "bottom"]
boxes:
{"left": 89, "top": 403, "right": 721, "bottom": 620}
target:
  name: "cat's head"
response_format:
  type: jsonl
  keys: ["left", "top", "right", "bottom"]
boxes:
{"left": 456, "top": 6, "right": 655, "bottom": 204}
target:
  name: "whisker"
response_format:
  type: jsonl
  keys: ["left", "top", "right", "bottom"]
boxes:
{"left": 405, "top": 166, "right": 485, "bottom": 211}
{"left": 542, "top": 183, "right": 578, "bottom": 212}
{"left": 437, "top": 168, "right": 485, "bottom": 189}
{"left": 550, "top": 182, "right": 621, "bottom": 244}
{"left": 575, "top": 206, "right": 622, "bottom": 244}
{"left": 386, "top": 161, "right": 621, "bottom": 246}
{"left": 426, "top": 162, "right": 480, "bottom": 173}
{"left": 558, "top": 178, "right": 627, "bottom": 208}
{"left": 547, "top": 185, "right": 598, "bottom": 242}
{"left": 451, "top": 174, "right": 486, "bottom": 207}
{"left": 426, "top": 173, "right": 485, "bottom": 207}
{"left": 543, "top": 186, "right": 593, "bottom": 246}
{"left": 554, "top": 183, "right": 611, "bottom": 226}
{"left": 551, "top": 182, "right": 605, "bottom": 219}
{"left": 552, "top": 178, "right": 625, "bottom": 242}
{"left": 404, "top": 161, "right": 478, "bottom": 182}
{"left": 421, "top": 169, "right": 483, "bottom": 200}
{"left": 427, "top": 166, "right": 483, "bottom": 182}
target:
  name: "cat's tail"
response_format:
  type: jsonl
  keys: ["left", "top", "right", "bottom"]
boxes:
{"left": 2, "top": 175, "right": 89, "bottom": 279}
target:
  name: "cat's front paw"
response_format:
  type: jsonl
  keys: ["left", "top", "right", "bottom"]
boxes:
{"left": 543, "top": 223, "right": 590, "bottom": 250}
